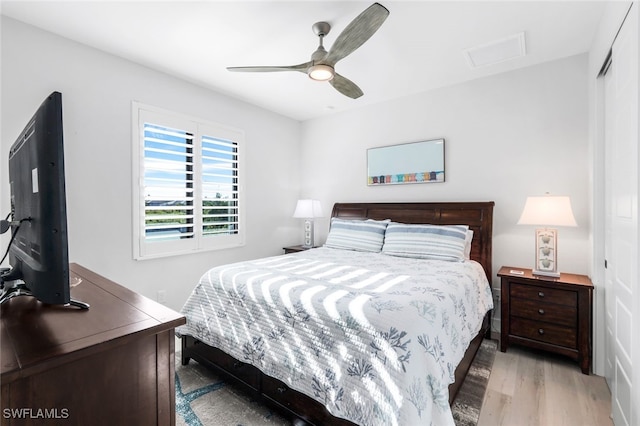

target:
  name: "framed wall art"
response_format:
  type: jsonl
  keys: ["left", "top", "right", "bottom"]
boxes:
{"left": 367, "top": 138, "right": 445, "bottom": 186}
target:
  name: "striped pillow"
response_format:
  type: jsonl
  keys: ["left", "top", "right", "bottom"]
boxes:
{"left": 382, "top": 223, "right": 469, "bottom": 261}
{"left": 324, "top": 218, "right": 389, "bottom": 252}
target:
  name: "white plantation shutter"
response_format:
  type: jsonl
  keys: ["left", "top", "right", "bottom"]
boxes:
{"left": 143, "top": 123, "right": 195, "bottom": 241}
{"left": 132, "top": 103, "right": 244, "bottom": 259}
{"left": 201, "top": 136, "right": 239, "bottom": 237}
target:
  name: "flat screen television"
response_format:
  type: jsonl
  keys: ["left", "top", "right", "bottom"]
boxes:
{"left": 0, "top": 91, "right": 88, "bottom": 309}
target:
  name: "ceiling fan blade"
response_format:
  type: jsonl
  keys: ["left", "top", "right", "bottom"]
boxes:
{"left": 227, "top": 62, "right": 311, "bottom": 73}
{"left": 324, "top": 3, "right": 389, "bottom": 66}
{"left": 329, "top": 73, "right": 364, "bottom": 99}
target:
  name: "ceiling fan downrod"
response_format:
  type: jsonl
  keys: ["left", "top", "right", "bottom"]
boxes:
{"left": 309, "top": 21, "right": 334, "bottom": 81}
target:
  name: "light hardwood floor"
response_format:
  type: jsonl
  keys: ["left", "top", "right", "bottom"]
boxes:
{"left": 478, "top": 345, "right": 612, "bottom": 426}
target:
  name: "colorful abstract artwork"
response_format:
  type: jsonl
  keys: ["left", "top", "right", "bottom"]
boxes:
{"left": 367, "top": 139, "right": 445, "bottom": 185}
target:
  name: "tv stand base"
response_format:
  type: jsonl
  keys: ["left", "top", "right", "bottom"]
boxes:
{"left": 0, "top": 280, "right": 89, "bottom": 309}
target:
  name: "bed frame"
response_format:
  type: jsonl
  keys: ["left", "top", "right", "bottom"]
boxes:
{"left": 181, "top": 201, "right": 494, "bottom": 425}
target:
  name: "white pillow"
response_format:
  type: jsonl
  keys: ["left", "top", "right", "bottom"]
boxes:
{"left": 324, "top": 218, "right": 389, "bottom": 252}
{"left": 382, "top": 222, "right": 469, "bottom": 262}
{"left": 464, "top": 230, "right": 474, "bottom": 259}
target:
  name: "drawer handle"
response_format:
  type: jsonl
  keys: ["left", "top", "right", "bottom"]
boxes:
{"left": 277, "top": 386, "right": 287, "bottom": 394}
{"left": 538, "top": 291, "right": 545, "bottom": 298}
{"left": 538, "top": 328, "right": 545, "bottom": 335}
{"left": 538, "top": 309, "right": 545, "bottom": 315}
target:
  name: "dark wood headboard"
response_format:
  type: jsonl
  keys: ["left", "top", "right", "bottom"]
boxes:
{"left": 331, "top": 202, "right": 495, "bottom": 280}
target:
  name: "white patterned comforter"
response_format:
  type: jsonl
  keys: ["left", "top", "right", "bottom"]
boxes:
{"left": 177, "top": 247, "right": 493, "bottom": 426}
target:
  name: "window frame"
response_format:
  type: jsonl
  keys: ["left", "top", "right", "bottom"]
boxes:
{"left": 132, "top": 102, "right": 245, "bottom": 260}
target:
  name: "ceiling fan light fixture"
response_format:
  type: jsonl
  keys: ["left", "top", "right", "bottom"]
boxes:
{"left": 308, "top": 64, "right": 334, "bottom": 81}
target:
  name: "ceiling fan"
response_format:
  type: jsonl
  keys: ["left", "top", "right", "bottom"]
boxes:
{"left": 227, "top": 3, "right": 389, "bottom": 99}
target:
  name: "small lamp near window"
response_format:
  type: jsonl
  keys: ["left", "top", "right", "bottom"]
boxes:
{"left": 293, "top": 200, "right": 323, "bottom": 248}
{"left": 518, "top": 195, "right": 577, "bottom": 278}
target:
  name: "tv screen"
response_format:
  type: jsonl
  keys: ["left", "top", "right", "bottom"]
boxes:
{"left": 0, "top": 91, "right": 88, "bottom": 309}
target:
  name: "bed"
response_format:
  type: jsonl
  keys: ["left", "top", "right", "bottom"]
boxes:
{"left": 177, "top": 201, "right": 494, "bottom": 426}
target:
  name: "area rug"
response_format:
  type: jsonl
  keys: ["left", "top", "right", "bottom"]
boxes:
{"left": 175, "top": 338, "right": 497, "bottom": 426}
{"left": 451, "top": 339, "right": 497, "bottom": 426}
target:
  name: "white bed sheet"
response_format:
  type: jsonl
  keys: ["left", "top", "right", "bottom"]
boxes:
{"left": 177, "top": 247, "right": 493, "bottom": 426}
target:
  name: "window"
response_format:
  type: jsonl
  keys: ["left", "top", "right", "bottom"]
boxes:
{"left": 132, "top": 102, "right": 244, "bottom": 259}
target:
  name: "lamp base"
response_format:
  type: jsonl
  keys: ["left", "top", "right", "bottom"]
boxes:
{"left": 302, "top": 219, "right": 315, "bottom": 248}
{"left": 532, "top": 227, "right": 560, "bottom": 279}
{"left": 532, "top": 269, "right": 561, "bottom": 278}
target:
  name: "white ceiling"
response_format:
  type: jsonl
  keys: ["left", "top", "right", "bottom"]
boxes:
{"left": 1, "top": 1, "right": 607, "bottom": 121}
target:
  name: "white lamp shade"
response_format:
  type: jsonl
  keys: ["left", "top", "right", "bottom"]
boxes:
{"left": 518, "top": 196, "right": 577, "bottom": 227}
{"left": 293, "top": 199, "right": 323, "bottom": 219}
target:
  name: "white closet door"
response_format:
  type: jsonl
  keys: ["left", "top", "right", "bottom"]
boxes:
{"left": 604, "top": 5, "right": 638, "bottom": 426}
{"left": 604, "top": 56, "right": 615, "bottom": 388}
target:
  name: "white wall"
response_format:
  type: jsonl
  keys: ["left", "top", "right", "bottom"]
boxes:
{"left": 1, "top": 17, "right": 302, "bottom": 311}
{"left": 300, "top": 54, "right": 591, "bottom": 331}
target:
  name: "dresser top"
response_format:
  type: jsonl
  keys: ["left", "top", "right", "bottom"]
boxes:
{"left": 1, "top": 263, "right": 185, "bottom": 381}
{"left": 498, "top": 266, "right": 593, "bottom": 288}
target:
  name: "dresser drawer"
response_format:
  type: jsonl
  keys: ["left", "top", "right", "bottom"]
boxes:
{"left": 193, "top": 342, "right": 261, "bottom": 390}
{"left": 261, "top": 374, "right": 338, "bottom": 424}
{"left": 510, "top": 297, "right": 577, "bottom": 327}
{"left": 510, "top": 282, "right": 576, "bottom": 306}
{"left": 510, "top": 317, "right": 577, "bottom": 349}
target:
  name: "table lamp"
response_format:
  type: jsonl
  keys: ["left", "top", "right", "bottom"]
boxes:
{"left": 293, "top": 200, "right": 323, "bottom": 248}
{"left": 518, "top": 195, "right": 577, "bottom": 277}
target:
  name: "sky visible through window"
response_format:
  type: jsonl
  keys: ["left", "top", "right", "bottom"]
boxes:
{"left": 143, "top": 123, "right": 238, "bottom": 241}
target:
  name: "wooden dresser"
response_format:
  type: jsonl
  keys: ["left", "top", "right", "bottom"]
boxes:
{"left": 1, "top": 263, "right": 186, "bottom": 425}
{"left": 498, "top": 266, "right": 593, "bottom": 374}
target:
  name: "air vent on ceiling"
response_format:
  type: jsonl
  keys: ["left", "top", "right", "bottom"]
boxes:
{"left": 463, "top": 32, "right": 526, "bottom": 69}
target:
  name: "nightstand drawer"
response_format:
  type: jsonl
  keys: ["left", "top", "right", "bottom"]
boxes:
{"left": 511, "top": 317, "right": 577, "bottom": 348}
{"left": 511, "top": 297, "right": 577, "bottom": 327}
{"left": 510, "top": 282, "right": 576, "bottom": 306}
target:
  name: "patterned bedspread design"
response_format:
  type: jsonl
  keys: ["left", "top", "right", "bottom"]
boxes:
{"left": 177, "top": 247, "right": 493, "bottom": 426}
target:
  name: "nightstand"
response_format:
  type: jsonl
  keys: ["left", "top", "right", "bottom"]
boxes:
{"left": 498, "top": 266, "right": 593, "bottom": 374}
{"left": 283, "top": 245, "right": 315, "bottom": 254}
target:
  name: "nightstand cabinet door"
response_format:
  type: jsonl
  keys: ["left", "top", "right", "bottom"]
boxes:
{"left": 499, "top": 267, "right": 593, "bottom": 374}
